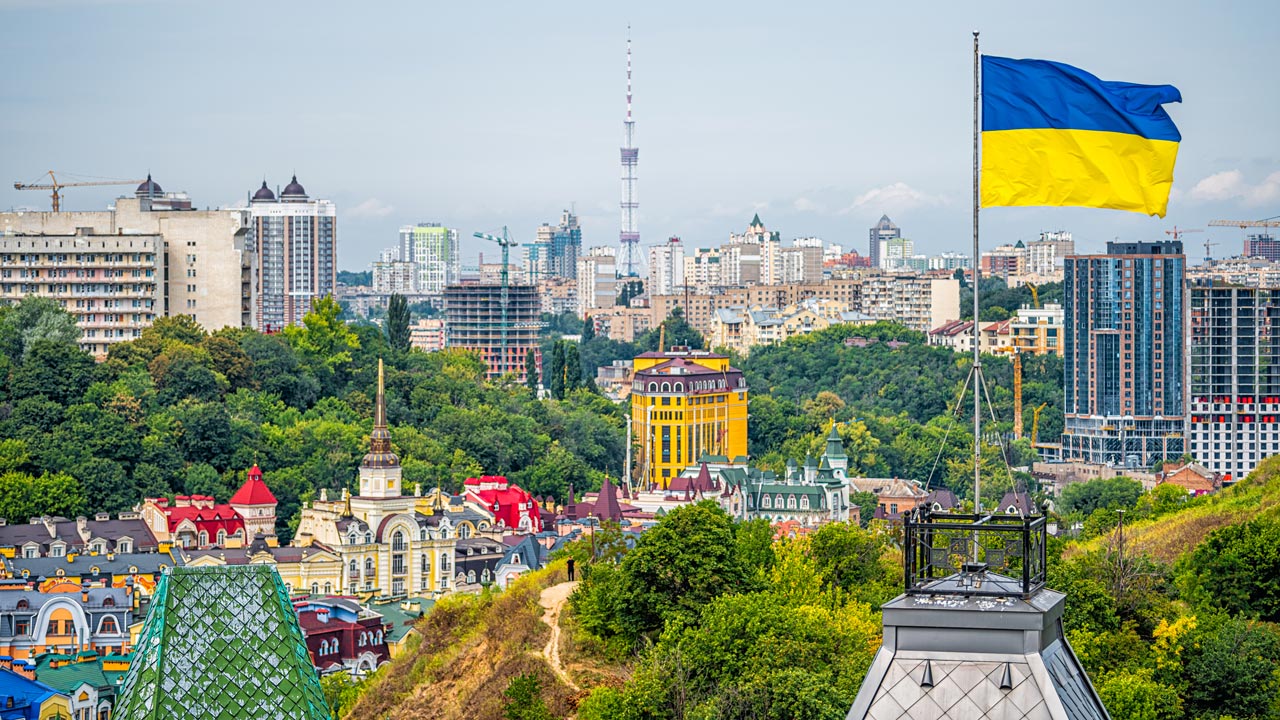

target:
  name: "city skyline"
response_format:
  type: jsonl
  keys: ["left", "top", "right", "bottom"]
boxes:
{"left": 2, "top": 1, "right": 1278, "bottom": 271}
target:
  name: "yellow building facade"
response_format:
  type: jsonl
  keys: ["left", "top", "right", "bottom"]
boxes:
{"left": 630, "top": 349, "right": 748, "bottom": 489}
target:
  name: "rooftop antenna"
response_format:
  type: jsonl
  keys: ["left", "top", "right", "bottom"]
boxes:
{"left": 619, "top": 26, "right": 641, "bottom": 278}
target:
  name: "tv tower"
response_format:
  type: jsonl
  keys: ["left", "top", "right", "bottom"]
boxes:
{"left": 619, "top": 27, "right": 641, "bottom": 277}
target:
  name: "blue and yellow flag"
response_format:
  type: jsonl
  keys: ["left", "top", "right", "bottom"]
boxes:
{"left": 981, "top": 56, "right": 1182, "bottom": 217}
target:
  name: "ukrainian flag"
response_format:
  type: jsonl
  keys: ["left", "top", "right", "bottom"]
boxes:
{"left": 981, "top": 56, "right": 1182, "bottom": 217}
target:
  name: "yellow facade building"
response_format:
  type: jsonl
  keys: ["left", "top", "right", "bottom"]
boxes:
{"left": 630, "top": 349, "right": 748, "bottom": 489}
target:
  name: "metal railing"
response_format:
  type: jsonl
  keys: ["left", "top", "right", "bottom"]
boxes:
{"left": 903, "top": 507, "right": 1047, "bottom": 598}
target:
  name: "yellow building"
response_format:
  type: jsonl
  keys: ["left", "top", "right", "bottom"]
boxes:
{"left": 630, "top": 349, "right": 748, "bottom": 489}
{"left": 178, "top": 540, "right": 344, "bottom": 597}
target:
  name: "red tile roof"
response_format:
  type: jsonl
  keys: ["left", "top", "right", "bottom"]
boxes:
{"left": 229, "top": 465, "right": 278, "bottom": 506}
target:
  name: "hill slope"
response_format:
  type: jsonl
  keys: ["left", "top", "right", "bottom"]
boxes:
{"left": 344, "top": 564, "right": 578, "bottom": 720}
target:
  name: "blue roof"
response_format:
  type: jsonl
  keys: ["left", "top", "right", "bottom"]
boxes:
{"left": 0, "top": 668, "right": 64, "bottom": 719}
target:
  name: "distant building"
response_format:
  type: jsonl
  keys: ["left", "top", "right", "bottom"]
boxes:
{"left": 927, "top": 252, "right": 971, "bottom": 271}
{"left": 587, "top": 306, "right": 651, "bottom": 343}
{"left": 980, "top": 241, "right": 1027, "bottom": 280}
{"left": 1061, "top": 241, "right": 1185, "bottom": 467}
{"left": 868, "top": 215, "right": 900, "bottom": 270}
{"left": 1244, "top": 233, "right": 1280, "bottom": 262}
{"left": 647, "top": 236, "right": 685, "bottom": 297}
{"left": 399, "top": 224, "right": 460, "bottom": 294}
{"left": 35, "top": 652, "right": 129, "bottom": 720}
{"left": 536, "top": 277, "right": 578, "bottom": 316}
{"left": 630, "top": 349, "right": 748, "bottom": 488}
{"left": 246, "top": 176, "right": 337, "bottom": 331}
{"left": 0, "top": 514, "right": 158, "bottom": 560}
{"left": 139, "top": 465, "right": 277, "bottom": 550}
{"left": 372, "top": 260, "right": 418, "bottom": 295}
{"left": 880, "top": 237, "right": 915, "bottom": 271}
{"left": 858, "top": 273, "right": 960, "bottom": 332}
{"left": 1009, "top": 302, "right": 1064, "bottom": 357}
{"left": 444, "top": 283, "right": 542, "bottom": 381}
{"left": 0, "top": 177, "right": 253, "bottom": 334}
{"left": 709, "top": 298, "right": 872, "bottom": 355}
{"left": 576, "top": 247, "right": 617, "bottom": 317}
{"left": 295, "top": 597, "right": 390, "bottom": 676}
{"left": 1157, "top": 462, "right": 1224, "bottom": 496}
{"left": 408, "top": 318, "right": 446, "bottom": 352}
{"left": 1187, "top": 278, "right": 1280, "bottom": 480}
{"left": 461, "top": 477, "right": 543, "bottom": 534}
{"left": 527, "top": 210, "right": 581, "bottom": 282}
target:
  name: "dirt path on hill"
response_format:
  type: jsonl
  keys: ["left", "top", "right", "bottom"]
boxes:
{"left": 538, "top": 580, "right": 580, "bottom": 692}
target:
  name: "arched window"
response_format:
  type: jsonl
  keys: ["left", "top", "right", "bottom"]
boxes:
{"left": 648, "top": 382, "right": 657, "bottom": 392}
{"left": 365, "top": 532, "right": 373, "bottom": 544}
{"left": 216, "top": 530, "right": 226, "bottom": 545}
{"left": 323, "top": 582, "right": 332, "bottom": 594}
{"left": 376, "top": 630, "right": 384, "bottom": 644}
{"left": 17, "top": 598, "right": 28, "bottom": 610}
{"left": 310, "top": 583, "right": 319, "bottom": 595}
{"left": 467, "top": 570, "right": 476, "bottom": 583}
{"left": 103, "top": 597, "right": 115, "bottom": 608}
{"left": 421, "top": 555, "right": 429, "bottom": 572}
{"left": 661, "top": 382, "right": 671, "bottom": 392}
{"left": 392, "top": 530, "right": 406, "bottom": 552}
{"left": 787, "top": 495, "right": 797, "bottom": 509}
{"left": 420, "top": 528, "right": 428, "bottom": 542}
{"left": 459, "top": 525, "right": 471, "bottom": 539}
{"left": 357, "top": 633, "right": 365, "bottom": 647}
{"left": 197, "top": 531, "right": 208, "bottom": 547}
{"left": 365, "top": 558, "right": 374, "bottom": 573}
{"left": 674, "top": 382, "right": 683, "bottom": 392}
{"left": 440, "top": 555, "right": 451, "bottom": 571}
{"left": 98, "top": 616, "right": 119, "bottom": 635}
{"left": 349, "top": 560, "right": 357, "bottom": 575}
{"left": 775, "top": 494, "right": 784, "bottom": 508}
{"left": 762, "top": 495, "right": 772, "bottom": 509}
{"left": 800, "top": 496, "right": 810, "bottom": 510}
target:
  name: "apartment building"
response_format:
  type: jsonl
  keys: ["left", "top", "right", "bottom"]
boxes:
{"left": 0, "top": 179, "right": 252, "bottom": 332}
{"left": 576, "top": 247, "right": 617, "bottom": 317}
{"left": 857, "top": 273, "right": 961, "bottom": 332}
{"left": 1187, "top": 274, "right": 1280, "bottom": 481}
{"left": 0, "top": 231, "right": 165, "bottom": 356}
{"left": 443, "top": 284, "right": 542, "bottom": 381}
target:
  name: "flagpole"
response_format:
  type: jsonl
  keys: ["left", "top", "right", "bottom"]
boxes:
{"left": 972, "top": 31, "right": 983, "bottom": 517}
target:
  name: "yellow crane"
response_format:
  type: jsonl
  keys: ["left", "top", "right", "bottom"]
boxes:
{"left": 14, "top": 171, "right": 146, "bottom": 212}
{"left": 1023, "top": 281, "right": 1039, "bottom": 309}
{"left": 1030, "top": 402, "right": 1049, "bottom": 447}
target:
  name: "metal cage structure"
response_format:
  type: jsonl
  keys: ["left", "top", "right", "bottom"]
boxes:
{"left": 903, "top": 507, "right": 1048, "bottom": 599}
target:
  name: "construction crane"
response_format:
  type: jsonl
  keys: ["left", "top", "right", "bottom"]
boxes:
{"left": 1164, "top": 226, "right": 1202, "bottom": 241}
{"left": 1013, "top": 351, "right": 1023, "bottom": 439}
{"left": 1208, "top": 217, "right": 1280, "bottom": 230}
{"left": 472, "top": 227, "right": 519, "bottom": 375}
{"left": 13, "top": 171, "right": 146, "bottom": 212}
{"left": 1023, "top": 281, "right": 1039, "bottom": 309}
{"left": 1030, "top": 402, "right": 1049, "bottom": 447}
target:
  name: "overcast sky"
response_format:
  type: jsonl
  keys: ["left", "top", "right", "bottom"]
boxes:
{"left": 2, "top": 1, "right": 1277, "bottom": 270}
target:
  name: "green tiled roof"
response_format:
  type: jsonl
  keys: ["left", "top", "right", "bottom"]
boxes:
{"left": 37, "top": 660, "right": 111, "bottom": 694}
{"left": 114, "top": 565, "right": 329, "bottom": 720}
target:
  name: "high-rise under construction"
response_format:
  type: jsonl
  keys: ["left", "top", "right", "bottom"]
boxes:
{"left": 444, "top": 284, "right": 542, "bottom": 382}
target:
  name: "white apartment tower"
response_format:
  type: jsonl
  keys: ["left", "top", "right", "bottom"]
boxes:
{"left": 247, "top": 176, "right": 337, "bottom": 331}
{"left": 648, "top": 236, "right": 685, "bottom": 297}
{"left": 399, "top": 223, "right": 459, "bottom": 295}
{"left": 577, "top": 247, "right": 617, "bottom": 318}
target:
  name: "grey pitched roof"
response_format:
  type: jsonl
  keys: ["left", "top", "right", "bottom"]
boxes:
{"left": 5, "top": 551, "right": 179, "bottom": 579}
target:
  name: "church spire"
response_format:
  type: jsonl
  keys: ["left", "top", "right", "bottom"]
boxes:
{"left": 361, "top": 358, "right": 399, "bottom": 469}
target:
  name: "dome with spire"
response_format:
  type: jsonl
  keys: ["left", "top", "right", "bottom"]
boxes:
{"left": 252, "top": 181, "right": 276, "bottom": 202}
{"left": 135, "top": 174, "right": 163, "bottom": 197}
{"left": 280, "top": 175, "right": 308, "bottom": 201}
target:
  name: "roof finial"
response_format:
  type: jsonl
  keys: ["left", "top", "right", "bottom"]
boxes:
{"left": 375, "top": 358, "right": 386, "bottom": 429}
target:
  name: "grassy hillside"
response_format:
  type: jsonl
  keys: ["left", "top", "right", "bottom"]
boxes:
{"left": 1065, "top": 455, "right": 1280, "bottom": 564}
{"left": 344, "top": 563, "right": 577, "bottom": 720}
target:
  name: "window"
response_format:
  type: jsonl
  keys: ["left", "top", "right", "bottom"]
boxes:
{"left": 467, "top": 570, "right": 476, "bottom": 583}
{"left": 349, "top": 560, "right": 357, "bottom": 575}
{"left": 118, "top": 540, "right": 132, "bottom": 553}
{"left": 98, "top": 616, "right": 119, "bottom": 635}
{"left": 216, "top": 530, "right": 226, "bottom": 545}
{"left": 198, "top": 531, "right": 208, "bottom": 547}
{"left": 392, "top": 530, "right": 407, "bottom": 552}
{"left": 323, "top": 582, "right": 332, "bottom": 594}
{"left": 762, "top": 495, "right": 772, "bottom": 509}
{"left": 311, "top": 583, "right": 319, "bottom": 595}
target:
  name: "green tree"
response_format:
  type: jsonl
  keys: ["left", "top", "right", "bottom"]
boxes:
{"left": 284, "top": 295, "right": 361, "bottom": 379}
{"left": 502, "top": 673, "right": 554, "bottom": 720}
{"left": 9, "top": 339, "right": 95, "bottom": 406}
{"left": 617, "top": 501, "right": 748, "bottom": 635}
{"left": 1182, "top": 617, "right": 1280, "bottom": 719}
{"left": 0, "top": 296, "right": 81, "bottom": 361}
{"left": 564, "top": 342, "right": 583, "bottom": 392}
{"left": 386, "top": 293, "right": 411, "bottom": 353}
{"left": 581, "top": 316, "right": 596, "bottom": 342}
{"left": 1095, "top": 668, "right": 1182, "bottom": 720}
{"left": 1059, "top": 476, "right": 1143, "bottom": 516}
{"left": 525, "top": 348, "right": 539, "bottom": 392}
{"left": 548, "top": 341, "right": 566, "bottom": 400}
{"left": 1179, "top": 518, "right": 1280, "bottom": 621}
{"left": 0, "top": 471, "right": 85, "bottom": 523}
